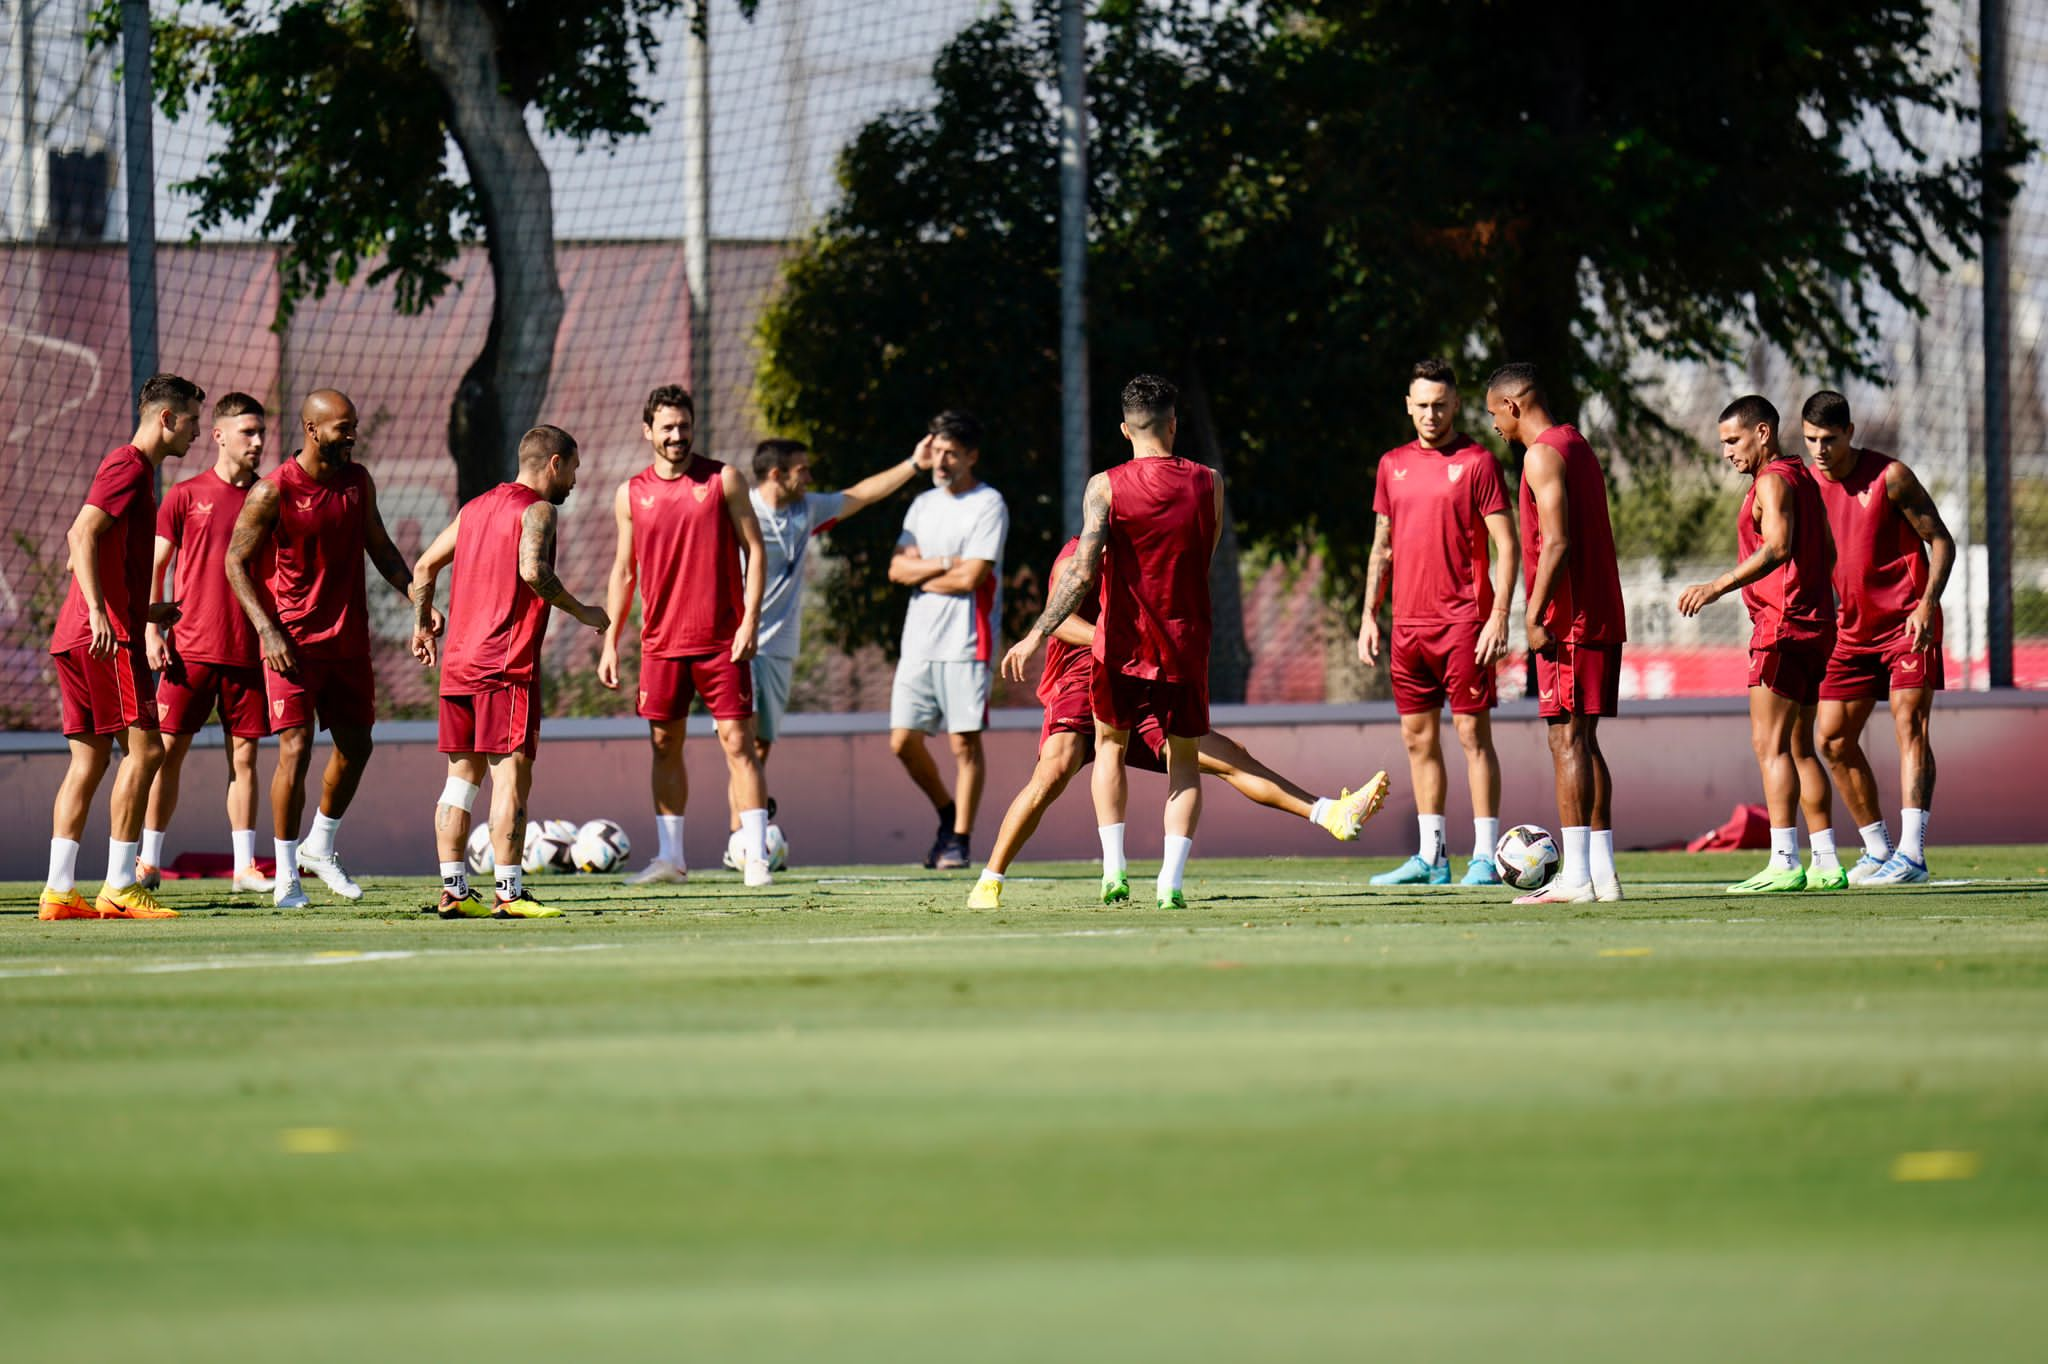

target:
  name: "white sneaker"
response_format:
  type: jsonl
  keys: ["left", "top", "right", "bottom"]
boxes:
{"left": 721, "top": 830, "right": 746, "bottom": 871}
{"left": 1845, "top": 852, "right": 1889, "bottom": 886}
{"left": 233, "top": 866, "right": 275, "bottom": 893}
{"left": 624, "top": 858, "right": 688, "bottom": 886}
{"left": 274, "top": 881, "right": 311, "bottom": 909}
{"left": 1513, "top": 879, "right": 1596, "bottom": 905}
{"left": 1593, "top": 876, "right": 1624, "bottom": 903}
{"left": 743, "top": 858, "right": 774, "bottom": 888}
{"left": 296, "top": 848, "right": 362, "bottom": 900}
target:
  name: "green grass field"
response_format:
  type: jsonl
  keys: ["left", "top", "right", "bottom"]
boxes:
{"left": 4, "top": 847, "right": 2046, "bottom": 1361}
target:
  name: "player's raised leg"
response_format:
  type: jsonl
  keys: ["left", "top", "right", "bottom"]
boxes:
{"left": 1193, "top": 731, "right": 1388, "bottom": 839}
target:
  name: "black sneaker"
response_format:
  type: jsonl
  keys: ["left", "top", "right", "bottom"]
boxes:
{"left": 935, "top": 833, "right": 971, "bottom": 871}
{"left": 925, "top": 802, "right": 957, "bottom": 869}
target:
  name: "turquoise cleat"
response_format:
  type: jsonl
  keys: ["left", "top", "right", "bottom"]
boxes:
{"left": 1460, "top": 857, "right": 1501, "bottom": 886}
{"left": 1370, "top": 855, "right": 1451, "bottom": 886}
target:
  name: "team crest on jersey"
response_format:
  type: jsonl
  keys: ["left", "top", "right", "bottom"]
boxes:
{"left": 1447, "top": 464, "right": 1466, "bottom": 484}
{"left": 691, "top": 481, "right": 711, "bottom": 503}
{"left": 1855, "top": 486, "right": 1875, "bottom": 506}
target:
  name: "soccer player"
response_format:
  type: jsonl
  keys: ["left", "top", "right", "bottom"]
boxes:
{"left": 969, "top": 537, "right": 1387, "bottom": 908}
{"left": 1002, "top": 374, "right": 1221, "bottom": 909}
{"left": 1804, "top": 390, "right": 1954, "bottom": 885}
{"left": 720, "top": 433, "right": 937, "bottom": 867}
{"left": 226, "top": 389, "right": 433, "bottom": 908}
{"left": 39, "top": 374, "right": 202, "bottom": 920}
{"left": 887, "top": 411, "right": 1009, "bottom": 870}
{"left": 1678, "top": 395, "right": 1839, "bottom": 893}
{"left": 596, "top": 385, "right": 775, "bottom": 886}
{"left": 136, "top": 392, "right": 273, "bottom": 894}
{"left": 1483, "top": 364, "right": 1628, "bottom": 904}
{"left": 410, "top": 426, "right": 609, "bottom": 919}
{"left": 1358, "top": 359, "right": 1517, "bottom": 886}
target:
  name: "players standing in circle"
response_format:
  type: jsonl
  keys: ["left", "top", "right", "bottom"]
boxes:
{"left": 1679, "top": 395, "right": 1840, "bottom": 893}
{"left": 887, "top": 412, "right": 1009, "bottom": 870}
{"left": 39, "top": 374, "right": 202, "bottom": 920}
{"left": 1358, "top": 359, "right": 1518, "bottom": 886}
{"left": 137, "top": 392, "right": 274, "bottom": 894}
{"left": 970, "top": 537, "right": 1386, "bottom": 908}
{"left": 1803, "top": 390, "right": 1954, "bottom": 885}
{"left": 597, "top": 385, "right": 775, "bottom": 886}
{"left": 721, "top": 434, "right": 936, "bottom": 868}
{"left": 1003, "top": 375, "right": 1222, "bottom": 909}
{"left": 226, "top": 389, "right": 432, "bottom": 908}
{"left": 1484, "top": 364, "right": 1628, "bottom": 904}
{"left": 410, "top": 426, "right": 609, "bottom": 919}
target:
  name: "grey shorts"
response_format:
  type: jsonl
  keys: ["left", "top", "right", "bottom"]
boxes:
{"left": 752, "top": 655, "right": 795, "bottom": 743}
{"left": 889, "top": 658, "right": 991, "bottom": 734}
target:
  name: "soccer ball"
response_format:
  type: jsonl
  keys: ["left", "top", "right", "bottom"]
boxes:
{"left": 465, "top": 823, "right": 493, "bottom": 876}
{"left": 1494, "top": 824, "right": 1559, "bottom": 891}
{"left": 522, "top": 819, "right": 576, "bottom": 874}
{"left": 572, "top": 818, "right": 630, "bottom": 874}
{"left": 723, "top": 824, "right": 791, "bottom": 872}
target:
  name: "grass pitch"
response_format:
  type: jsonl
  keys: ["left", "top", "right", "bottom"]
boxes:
{"left": 3, "top": 847, "right": 2046, "bottom": 1362}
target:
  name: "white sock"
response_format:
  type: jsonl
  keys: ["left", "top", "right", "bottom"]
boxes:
{"left": 1308, "top": 797, "right": 1332, "bottom": 826}
{"left": 1899, "top": 808, "right": 1928, "bottom": 862}
{"left": 302, "top": 811, "right": 341, "bottom": 859}
{"left": 1857, "top": 820, "right": 1891, "bottom": 861}
{"left": 439, "top": 861, "right": 468, "bottom": 896}
{"left": 47, "top": 837, "right": 80, "bottom": 893}
{"left": 739, "top": 807, "right": 769, "bottom": 865}
{"left": 231, "top": 828, "right": 258, "bottom": 870}
{"left": 1418, "top": 813, "right": 1446, "bottom": 864}
{"left": 496, "top": 863, "right": 522, "bottom": 899}
{"left": 1559, "top": 826, "right": 1591, "bottom": 887}
{"left": 1473, "top": 816, "right": 1500, "bottom": 862}
{"left": 978, "top": 868, "right": 1006, "bottom": 884}
{"left": 1769, "top": 827, "right": 1798, "bottom": 869}
{"left": 1809, "top": 828, "right": 1840, "bottom": 872}
{"left": 1159, "top": 834, "right": 1194, "bottom": 894}
{"left": 106, "top": 839, "right": 139, "bottom": 890}
{"left": 1099, "top": 823, "right": 1127, "bottom": 877}
{"left": 657, "top": 814, "right": 685, "bottom": 866}
{"left": 1589, "top": 828, "right": 1616, "bottom": 883}
{"left": 139, "top": 828, "right": 167, "bottom": 869}
{"left": 275, "top": 838, "right": 300, "bottom": 887}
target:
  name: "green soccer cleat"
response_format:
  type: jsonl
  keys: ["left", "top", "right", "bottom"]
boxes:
{"left": 966, "top": 876, "right": 1003, "bottom": 910}
{"left": 1156, "top": 889, "right": 1187, "bottom": 911}
{"left": 1727, "top": 863, "right": 1807, "bottom": 894}
{"left": 1101, "top": 871, "right": 1131, "bottom": 905}
{"left": 1805, "top": 862, "right": 1849, "bottom": 891}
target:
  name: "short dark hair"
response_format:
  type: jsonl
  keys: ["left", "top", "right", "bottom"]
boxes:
{"left": 928, "top": 409, "right": 982, "bottom": 450}
{"left": 1719, "top": 394, "right": 1779, "bottom": 430}
{"left": 518, "top": 424, "right": 577, "bottom": 469}
{"left": 1800, "top": 390, "right": 1852, "bottom": 430}
{"left": 139, "top": 373, "right": 204, "bottom": 415}
{"left": 752, "top": 437, "right": 809, "bottom": 483}
{"left": 1120, "top": 374, "right": 1178, "bottom": 431}
{"left": 211, "top": 391, "right": 264, "bottom": 423}
{"left": 1485, "top": 362, "right": 1546, "bottom": 406}
{"left": 1411, "top": 358, "right": 1457, "bottom": 389}
{"left": 643, "top": 384, "right": 695, "bottom": 426}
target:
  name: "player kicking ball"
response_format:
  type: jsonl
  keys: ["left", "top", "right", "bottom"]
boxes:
{"left": 411, "top": 427, "right": 607, "bottom": 919}
{"left": 969, "top": 538, "right": 1387, "bottom": 909}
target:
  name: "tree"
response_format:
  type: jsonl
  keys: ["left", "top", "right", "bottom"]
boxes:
{"left": 108, "top": 0, "right": 756, "bottom": 502}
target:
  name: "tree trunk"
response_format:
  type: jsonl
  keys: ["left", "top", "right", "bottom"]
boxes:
{"left": 402, "top": 0, "right": 565, "bottom": 505}
{"left": 1177, "top": 358, "right": 1252, "bottom": 704}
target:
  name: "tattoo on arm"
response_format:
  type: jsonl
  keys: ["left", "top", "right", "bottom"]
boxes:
{"left": 226, "top": 481, "right": 282, "bottom": 632}
{"left": 519, "top": 503, "right": 575, "bottom": 608}
{"left": 1363, "top": 514, "right": 1392, "bottom": 611}
{"left": 1033, "top": 477, "right": 1109, "bottom": 634}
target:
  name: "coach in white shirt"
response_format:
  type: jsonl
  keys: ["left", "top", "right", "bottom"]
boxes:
{"left": 887, "top": 411, "right": 1009, "bottom": 871}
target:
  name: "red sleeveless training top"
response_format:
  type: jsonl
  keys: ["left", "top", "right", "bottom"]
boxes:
{"left": 1094, "top": 455, "right": 1217, "bottom": 684}
{"left": 443, "top": 482, "right": 549, "bottom": 694}
{"left": 1518, "top": 424, "right": 1626, "bottom": 644}
{"left": 631, "top": 455, "right": 742, "bottom": 658}
{"left": 1739, "top": 456, "right": 1836, "bottom": 649}
{"left": 1814, "top": 449, "right": 1936, "bottom": 652}
{"left": 269, "top": 456, "right": 370, "bottom": 659}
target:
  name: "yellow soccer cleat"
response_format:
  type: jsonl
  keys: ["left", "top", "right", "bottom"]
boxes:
{"left": 94, "top": 883, "right": 179, "bottom": 919}
{"left": 1318, "top": 771, "right": 1391, "bottom": 841}
{"left": 38, "top": 888, "right": 97, "bottom": 921}
{"left": 437, "top": 887, "right": 492, "bottom": 919}
{"left": 967, "top": 875, "right": 1004, "bottom": 910}
{"left": 491, "top": 889, "right": 562, "bottom": 919}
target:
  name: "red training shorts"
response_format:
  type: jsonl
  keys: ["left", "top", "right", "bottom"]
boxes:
{"left": 265, "top": 654, "right": 377, "bottom": 732}
{"left": 1818, "top": 640, "right": 1945, "bottom": 702}
{"left": 1390, "top": 619, "right": 1497, "bottom": 716}
{"left": 1747, "top": 636, "right": 1833, "bottom": 708}
{"left": 1040, "top": 691, "right": 1169, "bottom": 774}
{"left": 1536, "top": 642, "right": 1623, "bottom": 718}
{"left": 439, "top": 684, "right": 541, "bottom": 760}
{"left": 1091, "top": 666, "right": 1209, "bottom": 741}
{"left": 54, "top": 644, "right": 158, "bottom": 737}
{"left": 157, "top": 657, "right": 270, "bottom": 739}
{"left": 638, "top": 651, "right": 754, "bottom": 723}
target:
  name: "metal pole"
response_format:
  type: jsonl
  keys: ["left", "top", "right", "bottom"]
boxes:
{"left": 685, "top": 1, "right": 713, "bottom": 458}
{"left": 122, "top": 0, "right": 158, "bottom": 408}
{"left": 1058, "top": 0, "right": 1089, "bottom": 534}
{"left": 9, "top": 0, "right": 35, "bottom": 238}
{"left": 1981, "top": 0, "right": 2012, "bottom": 687}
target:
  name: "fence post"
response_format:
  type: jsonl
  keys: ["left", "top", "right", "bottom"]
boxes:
{"left": 121, "top": 0, "right": 158, "bottom": 419}
{"left": 1058, "top": 0, "right": 1089, "bottom": 535}
{"left": 1981, "top": 0, "right": 2013, "bottom": 687}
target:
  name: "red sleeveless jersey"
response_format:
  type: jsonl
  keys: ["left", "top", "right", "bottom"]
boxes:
{"left": 158, "top": 469, "right": 259, "bottom": 667}
{"left": 1739, "top": 457, "right": 1836, "bottom": 648}
{"left": 631, "top": 456, "right": 742, "bottom": 658}
{"left": 1038, "top": 537, "right": 1098, "bottom": 709}
{"left": 1519, "top": 425, "right": 1626, "bottom": 644}
{"left": 442, "top": 482, "right": 549, "bottom": 694}
{"left": 1815, "top": 450, "right": 1936, "bottom": 652}
{"left": 1094, "top": 455, "right": 1217, "bottom": 684}
{"left": 268, "top": 457, "right": 370, "bottom": 659}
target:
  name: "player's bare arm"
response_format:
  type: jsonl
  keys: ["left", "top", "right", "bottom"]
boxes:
{"left": 1357, "top": 513, "right": 1393, "bottom": 666}
{"left": 64, "top": 503, "right": 127, "bottom": 659}
{"left": 1476, "top": 510, "right": 1518, "bottom": 665}
{"left": 226, "top": 479, "right": 295, "bottom": 673}
{"left": 837, "top": 434, "right": 936, "bottom": 518}
{"left": 597, "top": 481, "right": 636, "bottom": 690}
{"left": 724, "top": 464, "right": 766, "bottom": 663}
{"left": 408, "top": 516, "right": 461, "bottom": 666}
{"left": 519, "top": 501, "right": 609, "bottom": 634}
{"left": 1886, "top": 460, "right": 1956, "bottom": 652}
{"left": 362, "top": 471, "right": 440, "bottom": 638}
{"left": 1678, "top": 472, "right": 1792, "bottom": 617}
{"left": 146, "top": 533, "right": 176, "bottom": 670}
{"left": 1521, "top": 443, "right": 1569, "bottom": 653}
{"left": 1002, "top": 472, "right": 1109, "bottom": 681}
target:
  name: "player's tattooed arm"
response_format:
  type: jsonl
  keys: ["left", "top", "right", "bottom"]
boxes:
{"left": 226, "top": 478, "right": 296, "bottom": 673}
{"left": 1046, "top": 557, "right": 1095, "bottom": 649}
{"left": 1520, "top": 443, "right": 1569, "bottom": 651}
{"left": 597, "top": 482, "right": 636, "bottom": 690}
{"left": 1357, "top": 514, "right": 1393, "bottom": 666}
{"left": 409, "top": 516, "right": 460, "bottom": 665}
{"left": 1002, "top": 473, "right": 1109, "bottom": 681}
{"left": 1679, "top": 471, "right": 1790, "bottom": 617}
{"left": 1887, "top": 460, "right": 1956, "bottom": 652}
{"left": 519, "top": 501, "right": 609, "bottom": 633}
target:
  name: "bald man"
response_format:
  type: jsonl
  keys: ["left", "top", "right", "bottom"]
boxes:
{"left": 226, "top": 389, "right": 436, "bottom": 907}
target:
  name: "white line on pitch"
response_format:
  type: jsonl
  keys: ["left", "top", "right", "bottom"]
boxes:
{"left": 0, "top": 941, "right": 620, "bottom": 981}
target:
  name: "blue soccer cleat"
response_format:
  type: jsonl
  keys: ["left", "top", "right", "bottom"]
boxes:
{"left": 1862, "top": 851, "right": 1930, "bottom": 886}
{"left": 1370, "top": 855, "right": 1451, "bottom": 886}
{"left": 1460, "top": 857, "right": 1501, "bottom": 886}
{"left": 1845, "top": 853, "right": 1889, "bottom": 886}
